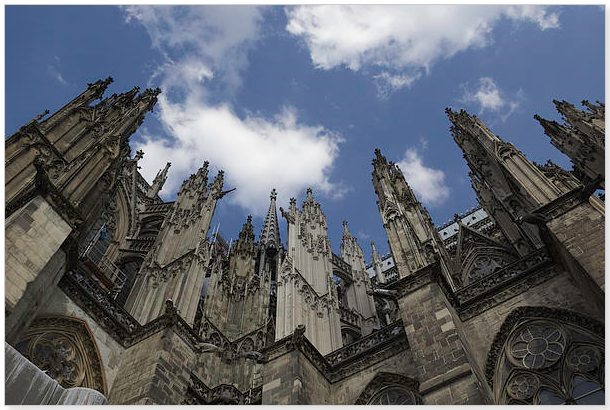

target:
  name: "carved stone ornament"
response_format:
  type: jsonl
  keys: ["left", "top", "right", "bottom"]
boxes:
{"left": 485, "top": 306, "right": 605, "bottom": 389}
{"left": 566, "top": 345, "right": 601, "bottom": 374}
{"left": 15, "top": 316, "right": 107, "bottom": 395}
{"left": 354, "top": 372, "right": 422, "bottom": 405}
{"left": 506, "top": 372, "right": 540, "bottom": 400}
{"left": 506, "top": 321, "right": 567, "bottom": 370}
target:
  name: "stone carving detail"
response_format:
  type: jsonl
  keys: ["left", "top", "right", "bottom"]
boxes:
{"left": 183, "top": 372, "right": 262, "bottom": 405}
{"left": 566, "top": 345, "right": 601, "bottom": 374}
{"left": 485, "top": 306, "right": 605, "bottom": 389}
{"left": 506, "top": 372, "right": 540, "bottom": 400}
{"left": 354, "top": 372, "right": 422, "bottom": 405}
{"left": 324, "top": 321, "right": 406, "bottom": 367}
{"left": 507, "top": 322, "right": 566, "bottom": 370}
{"left": 15, "top": 316, "right": 107, "bottom": 395}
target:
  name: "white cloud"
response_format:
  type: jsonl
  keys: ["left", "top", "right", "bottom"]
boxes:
{"left": 373, "top": 71, "right": 421, "bottom": 99}
{"left": 396, "top": 148, "right": 450, "bottom": 206}
{"left": 459, "top": 77, "right": 523, "bottom": 121}
{"left": 135, "top": 98, "right": 343, "bottom": 216}
{"left": 285, "top": 5, "right": 559, "bottom": 94}
{"left": 124, "top": 5, "right": 264, "bottom": 94}
{"left": 48, "top": 65, "right": 67, "bottom": 85}
{"left": 124, "top": 5, "right": 347, "bottom": 217}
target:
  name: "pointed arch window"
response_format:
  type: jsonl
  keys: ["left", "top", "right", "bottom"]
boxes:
{"left": 354, "top": 372, "right": 422, "bottom": 405}
{"left": 15, "top": 316, "right": 107, "bottom": 395}
{"left": 487, "top": 307, "right": 604, "bottom": 405}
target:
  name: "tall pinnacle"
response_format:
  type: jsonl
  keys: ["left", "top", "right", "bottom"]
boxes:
{"left": 342, "top": 221, "right": 352, "bottom": 241}
{"left": 259, "top": 188, "right": 281, "bottom": 251}
{"left": 147, "top": 162, "right": 171, "bottom": 199}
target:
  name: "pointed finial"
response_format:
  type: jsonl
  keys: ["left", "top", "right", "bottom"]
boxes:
{"left": 305, "top": 188, "right": 314, "bottom": 204}
{"left": 134, "top": 149, "right": 144, "bottom": 161}
{"left": 270, "top": 188, "right": 277, "bottom": 201}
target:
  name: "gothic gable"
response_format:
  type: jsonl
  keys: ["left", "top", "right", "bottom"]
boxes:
{"left": 455, "top": 222, "right": 517, "bottom": 284}
{"left": 15, "top": 315, "right": 107, "bottom": 395}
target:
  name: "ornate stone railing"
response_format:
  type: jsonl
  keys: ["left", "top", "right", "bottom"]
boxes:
{"left": 383, "top": 266, "right": 399, "bottom": 284}
{"left": 183, "top": 373, "right": 262, "bottom": 405}
{"left": 331, "top": 252, "right": 352, "bottom": 278}
{"left": 339, "top": 306, "right": 360, "bottom": 329}
{"left": 59, "top": 268, "right": 141, "bottom": 341}
{"left": 124, "top": 237, "right": 155, "bottom": 252}
{"left": 143, "top": 201, "right": 174, "bottom": 214}
{"left": 324, "top": 320, "right": 406, "bottom": 367}
{"left": 265, "top": 319, "right": 408, "bottom": 384}
{"left": 454, "top": 249, "right": 551, "bottom": 305}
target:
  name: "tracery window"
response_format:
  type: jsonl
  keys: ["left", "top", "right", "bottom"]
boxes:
{"left": 367, "top": 387, "right": 417, "bottom": 405}
{"left": 489, "top": 310, "right": 604, "bottom": 405}
{"left": 354, "top": 372, "right": 422, "bottom": 405}
{"left": 15, "top": 316, "right": 107, "bottom": 395}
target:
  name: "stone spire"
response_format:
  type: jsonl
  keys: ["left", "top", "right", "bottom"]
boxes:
{"left": 371, "top": 148, "right": 440, "bottom": 278}
{"left": 147, "top": 162, "right": 171, "bottom": 199}
{"left": 370, "top": 241, "right": 386, "bottom": 284}
{"left": 125, "top": 161, "right": 228, "bottom": 326}
{"left": 259, "top": 189, "right": 281, "bottom": 252}
{"left": 447, "top": 107, "right": 562, "bottom": 255}
{"left": 234, "top": 215, "right": 256, "bottom": 257}
{"left": 534, "top": 99, "right": 605, "bottom": 189}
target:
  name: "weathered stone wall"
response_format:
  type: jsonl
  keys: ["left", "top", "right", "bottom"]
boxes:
{"left": 107, "top": 329, "right": 195, "bottom": 404}
{"left": 37, "top": 286, "right": 125, "bottom": 393}
{"left": 5, "top": 195, "right": 71, "bottom": 310}
{"left": 462, "top": 267, "right": 603, "bottom": 377}
{"left": 261, "top": 349, "right": 331, "bottom": 405}
{"left": 546, "top": 200, "right": 605, "bottom": 291}
{"left": 395, "top": 278, "right": 489, "bottom": 405}
{"left": 331, "top": 349, "right": 416, "bottom": 404}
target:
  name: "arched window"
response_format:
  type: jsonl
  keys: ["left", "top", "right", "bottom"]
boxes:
{"left": 355, "top": 372, "right": 422, "bottom": 405}
{"left": 15, "top": 316, "right": 107, "bottom": 395}
{"left": 486, "top": 307, "right": 604, "bottom": 405}
{"left": 367, "top": 387, "right": 417, "bottom": 405}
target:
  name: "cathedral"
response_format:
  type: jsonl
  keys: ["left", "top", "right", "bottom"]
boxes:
{"left": 5, "top": 78, "right": 605, "bottom": 405}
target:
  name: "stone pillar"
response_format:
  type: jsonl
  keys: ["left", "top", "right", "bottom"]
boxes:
{"left": 107, "top": 326, "right": 196, "bottom": 404}
{"left": 5, "top": 195, "right": 72, "bottom": 343}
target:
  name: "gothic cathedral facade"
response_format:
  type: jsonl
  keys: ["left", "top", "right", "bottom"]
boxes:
{"left": 5, "top": 78, "right": 605, "bottom": 405}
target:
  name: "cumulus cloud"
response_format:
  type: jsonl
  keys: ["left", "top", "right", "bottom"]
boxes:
{"left": 135, "top": 98, "right": 343, "bottom": 215}
{"left": 123, "top": 5, "right": 347, "bottom": 216}
{"left": 396, "top": 148, "right": 450, "bottom": 206}
{"left": 124, "top": 5, "right": 264, "bottom": 94}
{"left": 373, "top": 71, "right": 421, "bottom": 100}
{"left": 285, "top": 5, "right": 559, "bottom": 95}
{"left": 459, "top": 77, "right": 523, "bottom": 121}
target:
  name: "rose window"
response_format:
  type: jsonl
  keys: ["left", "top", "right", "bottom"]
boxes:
{"left": 508, "top": 323, "right": 566, "bottom": 369}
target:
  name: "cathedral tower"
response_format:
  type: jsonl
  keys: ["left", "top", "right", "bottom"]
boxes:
{"left": 5, "top": 78, "right": 160, "bottom": 341}
{"left": 535, "top": 100, "right": 605, "bottom": 189}
{"left": 201, "top": 189, "right": 279, "bottom": 340}
{"left": 339, "top": 221, "right": 379, "bottom": 336}
{"left": 371, "top": 149, "right": 448, "bottom": 279}
{"left": 446, "top": 108, "right": 565, "bottom": 255}
{"left": 276, "top": 189, "right": 342, "bottom": 355}
{"left": 125, "top": 163, "right": 229, "bottom": 326}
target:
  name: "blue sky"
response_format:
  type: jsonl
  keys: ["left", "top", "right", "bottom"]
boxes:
{"left": 5, "top": 5, "right": 605, "bottom": 263}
